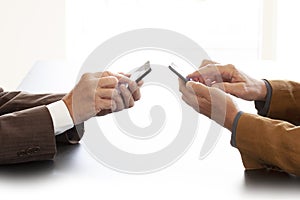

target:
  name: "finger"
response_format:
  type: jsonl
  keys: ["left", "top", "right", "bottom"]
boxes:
{"left": 178, "top": 79, "right": 198, "bottom": 100}
{"left": 186, "top": 71, "right": 205, "bottom": 83}
{"left": 113, "top": 92, "right": 125, "bottom": 111}
{"left": 118, "top": 72, "right": 131, "bottom": 77}
{"left": 132, "top": 89, "right": 141, "bottom": 101}
{"left": 95, "top": 98, "right": 116, "bottom": 112}
{"left": 94, "top": 71, "right": 114, "bottom": 78}
{"left": 119, "top": 84, "right": 134, "bottom": 108}
{"left": 97, "top": 71, "right": 126, "bottom": 80}
{"left": 98, "top": 76, "right": 119, "bottom": 88}
{"left": 118, "top": 75, "right": 133, "bottom": 84}
{"left": 212, "top": 82, "right": 244, "bottom": 98}
{"left": 186, "top": 81, "right": 210, "bottom": 99}
{"left": 200, "top": 60, "right": 219, "bottom": 68}
{"left": 98, "top": 88, "right": 118, "bottom": 99}
{"left": 93, "top": 72, "right": 103, "bottom": 78}
{"left": 178, "top": 78, "right": 189, "bottom": 94}
{"left": 182, "top": 94, "right": 201, "bottom": 113}
{"left": 188, "top": 64, "right": 234, "bottom": 85}
{"left": 127, "top": 80, "right": 140, "bottom": 101}
{"left": 182, "top": 94, "right": 196, "bottom": 107}
{"left": 187, "top": 64, "right": 220, "bottom": 83}
{"left": 137, "top": 80, "right": 144, "bottom": 87}
{"left": 96, "top": 109, "right": 112, "bottom": 116}
{"left": 182, "top": 94, "right": 193, "bottom": 107}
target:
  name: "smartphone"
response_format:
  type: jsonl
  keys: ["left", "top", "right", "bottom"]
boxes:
{"left": 168, "top": 63, "right": 189, "bottom": 83}
{"left": 130, "top": 61, "right": 152, "bottom": 82}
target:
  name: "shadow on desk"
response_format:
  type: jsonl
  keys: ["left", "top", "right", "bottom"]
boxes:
{"left": 0, "top": 143, "right": 81, "bottom": 180}
{"left": 244, "top": 169, "right": 300, "bottom": 190}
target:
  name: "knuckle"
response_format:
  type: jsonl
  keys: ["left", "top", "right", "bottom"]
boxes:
{"left": 206, "top": 64, "right": 215, "bottom": 70}
{"left": 82, "top": 72, "right": 91, "bottom": 79}
{"left": 201, "top": 59, "right": 211, "bottom": 66}
{"left": 105, "top": 76, "right": 118, "bottom": 86}
{"left": 102, "top": 71, "right": 111, "bottom": 77}
{"left": 227, "top": 64, "right": 236, "bottom": 71}
{"left": 202, "top": 59, "right": 210, "bottom": 64}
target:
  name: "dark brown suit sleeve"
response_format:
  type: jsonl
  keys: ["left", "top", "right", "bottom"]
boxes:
{"left": 0, "top": 88, "right": 84, "bottom": 164}
{"left": 235, "top": 81, "right": 300, "bottom": 176}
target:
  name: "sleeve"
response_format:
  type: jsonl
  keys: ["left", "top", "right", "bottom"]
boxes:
{"left": 233, "top": 112, "right": 300, "bottom": 176}
{"left": 46, "top": 100, "right": 74, "bottom": 135}
{"left": 254, "top": 79, "right": 272, "bottom": 116}
{"left": 255, "top": 80, "right": 300, "bottom": 125}
{"left": 0, "top": 106, "right": 57, "bottom": 164}
{"left": 0, "top": 89, "right": 84, "bottom": 164}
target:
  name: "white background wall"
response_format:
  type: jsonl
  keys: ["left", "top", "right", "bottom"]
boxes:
{"left": 65, "top": 0, "right": 261, "bottom": 68}
{"left": 0, "top": 0, "right": 65, "bottom": 90}
{"left": 1, "top": 0, "right": 300, "bottom": 90}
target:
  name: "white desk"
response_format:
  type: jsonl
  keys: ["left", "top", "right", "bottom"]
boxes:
{"left": 1, "top": 60, "right": 300, "bottom": 200}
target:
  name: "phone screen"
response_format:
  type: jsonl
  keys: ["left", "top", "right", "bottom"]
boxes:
{"left": 168, "top": 63, "right": 189, "bottom": 83}
{"left": 130, "top": 61, "right": 152, "bottom": 83}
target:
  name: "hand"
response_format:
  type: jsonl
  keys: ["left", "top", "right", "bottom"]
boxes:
{"left": 97, "top": 72, "right": 143, "bottom": 117}
{"left": 179, "top": 79, "right": 239, "bottom": 130}
{"left": 187, "top": 60, "right": 267, "bottom": 101}
{"left": 63, "top": 71, "right": 143, "bottom": 125}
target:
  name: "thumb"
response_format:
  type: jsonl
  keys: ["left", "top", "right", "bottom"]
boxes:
{"left": 186, "top": 81, "right": 209, "bottom": 98}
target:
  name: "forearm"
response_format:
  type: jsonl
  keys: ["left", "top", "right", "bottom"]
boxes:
{"left": 233, "top": 112, "right": 300, "bottom": 176}
{"left": 0, "top": 106, "right": 57, "bottom": 164}
{"left": 0, "top": 91, "right": 64, "bottom": 115}
{"left": 255, "top": 80, "right": 300, "bottom": 125}
{"left": 0, "top": 90, "right": 84, "bottom": 164}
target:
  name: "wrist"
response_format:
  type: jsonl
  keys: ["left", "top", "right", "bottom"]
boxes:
{"left": 256, "top": 79, "right": 268, "bottom": 101}
{"left": 62, "top": 92, "right": 74, "bottom": 123}
{"left": 230, "top": 111, "right": 243, "bottom": 147}
{"left": 225, "top": 109, "right": 239, "bottom": 131}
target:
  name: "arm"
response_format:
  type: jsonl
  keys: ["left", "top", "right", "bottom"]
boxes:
{"left": 255, "top": 80, "right": 300, "bottom": 125}
{"left": 0, "top": 105, "right": 57, "bottom": 164}
{"left": 0, "top": 89, "right": 84, "bottom": 144}
{"left": 179, "top": 78, "right": 300, "bottom": 176}
{"left": 185, "top": 61, "right": 300, "bottom": 175}
{"left": 233, "top": 112, "right": 300, "bottom": 176}
{"left": 0, "top": 90, "right": 64, "bottom": 114}
{"left": 0, "top": 90, "right": 84, "bottom": 164}
{"left": 187, "top": 60, "right": 300, "bottom": 124}
{"left": 0, "top": 71, "right": 142, "bottom": 164}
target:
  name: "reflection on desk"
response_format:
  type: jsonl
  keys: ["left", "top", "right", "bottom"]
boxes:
{"left": 244, "top": 169, "right": 300, "bottom": 189}
{"left": 0, "top": 144, "right": 80, "bottom": 179}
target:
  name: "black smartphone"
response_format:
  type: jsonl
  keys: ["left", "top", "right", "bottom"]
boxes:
{"left": 168, "top": 63, "right": 189, "bottom": 83}
{"left": 130, "top": 61, "right": 152, "bottom": 82}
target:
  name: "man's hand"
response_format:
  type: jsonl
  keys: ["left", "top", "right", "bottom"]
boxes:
{"left": 62, "top": 71, "right": 142, "bottom": 125}
{"left": 179, "top": 79, "right": 239, "bottom": 130}
{"left": 187, "top": 60, "right": 267, "bottom": 101}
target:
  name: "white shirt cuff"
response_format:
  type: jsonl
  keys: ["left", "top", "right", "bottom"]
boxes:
{"left": 46, "top": 100, "right": 74, "bottom": 135}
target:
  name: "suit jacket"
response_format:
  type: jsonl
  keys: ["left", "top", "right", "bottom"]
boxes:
{"left": 236, "top": 80, "right": 300, "bottom": 176}
{"left": 0, "top": 87, "right": 84, "bottom": 165}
